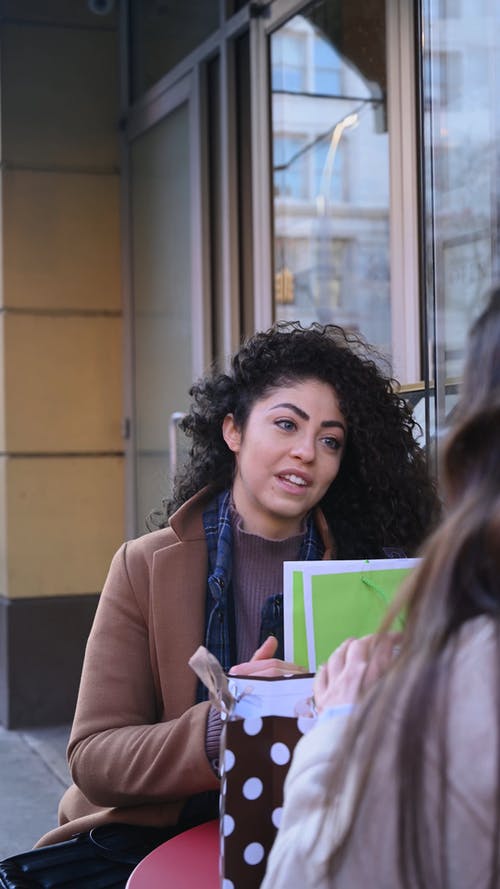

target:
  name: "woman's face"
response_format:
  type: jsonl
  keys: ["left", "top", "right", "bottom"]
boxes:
{"left": 222, "top": 378, "right": 346, "bottom": 539}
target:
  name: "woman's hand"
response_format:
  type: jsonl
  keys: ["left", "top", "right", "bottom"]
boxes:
{"left": 229, "top": 636, "right": 307, "bottom": 677}
{"left": 313, "top": 633, "right": 401, "bottom": 714}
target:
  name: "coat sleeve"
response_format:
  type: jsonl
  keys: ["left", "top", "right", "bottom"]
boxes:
{"left": 67, "top": 540, "right": 219, "bottom": 809}
{"left": 261, "top": 714, "right": 351, "bottom": 889}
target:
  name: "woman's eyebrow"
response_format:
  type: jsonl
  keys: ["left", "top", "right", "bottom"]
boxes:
{"left": 321, "top": 419, "right": 346, "bottom": 433}
{"left": 268, "top": 402, "right": 346, "bottom": 434}
{"left": 268, "top": 401, "right": 309, "bottom": 420}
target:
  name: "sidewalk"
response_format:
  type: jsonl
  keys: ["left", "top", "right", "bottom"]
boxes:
{"left": 0, "top": 724, "right": 71, "bottom": 859}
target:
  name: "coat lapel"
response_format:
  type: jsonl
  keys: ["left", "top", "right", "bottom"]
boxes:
{"left": 149, "top": 492, "right": 211, "bottom": 719}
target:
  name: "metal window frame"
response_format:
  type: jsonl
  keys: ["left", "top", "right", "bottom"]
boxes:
{"left": 386, "top": 0, "right": 421, "bottom": 384}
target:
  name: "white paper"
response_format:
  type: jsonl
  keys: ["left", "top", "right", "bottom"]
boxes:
{"left": 227, "top": 674, "right": 314, "bottom": 718}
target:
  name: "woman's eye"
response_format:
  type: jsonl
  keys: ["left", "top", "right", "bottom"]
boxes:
{"left": 275, "top": 419, "right": 296, "bottom": 432}
{"left": 322, "top": 436, "right": 342, "bottom": 451}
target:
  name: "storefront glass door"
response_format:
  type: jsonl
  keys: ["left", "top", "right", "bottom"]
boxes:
{"left": 129, "top": 103, "right": 194, "bottom": 532}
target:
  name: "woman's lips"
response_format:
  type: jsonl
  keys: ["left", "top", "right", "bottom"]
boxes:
{"left": 276, "top": 471, "right": 311, "bottom": 492}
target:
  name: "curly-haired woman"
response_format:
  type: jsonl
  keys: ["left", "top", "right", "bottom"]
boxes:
{"left": 262, "top": 293, "right": 500, "bottom": 889}
{"left": 33, "top": 322, "right": 438, "bottom": 878}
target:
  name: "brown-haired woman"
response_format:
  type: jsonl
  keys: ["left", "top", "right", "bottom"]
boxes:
{"left": 11, "top": 322, "right": 436, "bottom": 889}
{"left": 262, "top": 289, "right": 500, "bottom": 889}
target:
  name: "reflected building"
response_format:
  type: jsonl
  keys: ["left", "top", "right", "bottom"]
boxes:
{"left": 271, "top": 9, "right": 391, "bottom": 358}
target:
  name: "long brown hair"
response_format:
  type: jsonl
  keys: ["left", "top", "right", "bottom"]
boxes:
{"left": 325, "top": 288, "right": 500, "bottom": 887}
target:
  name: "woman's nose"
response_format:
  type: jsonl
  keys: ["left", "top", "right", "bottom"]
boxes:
{"left": 290, "top": 434, "right": 315, "bottom": 462}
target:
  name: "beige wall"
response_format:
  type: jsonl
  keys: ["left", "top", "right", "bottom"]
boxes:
{"left": 0, "top": 1, "right": 124, "bottom": 599}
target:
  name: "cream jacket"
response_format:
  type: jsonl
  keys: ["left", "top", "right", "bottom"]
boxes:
{"left": 262, "top": 617, "right": 498, "bottom": 889}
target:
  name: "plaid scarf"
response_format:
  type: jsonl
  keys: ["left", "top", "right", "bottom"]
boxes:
{"left": 197, "top": 489, "right": 325, "bottom": 701}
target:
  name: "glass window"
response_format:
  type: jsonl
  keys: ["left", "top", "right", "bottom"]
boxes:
{"left": 313, "top": 35, "right": 342, "bottom": 95}
{"left": 438, "top": 0, "right": 461, "bottom": 18}
{"left": 422, "top": 0, "right": 500, "bottom": 444}
{"left": 270, "top": 1, "right": 390, "bottom": 359}
{"left": 226, "top": 0, "right": 248, "bottom": 13}
{"left": 273, "top": 134, "right": 309, "bottom": 199}
{"left": 313, "top": 136, "right": 343, "bottom": 201}
{"left": 429, "top": 51, "right": 462, "bottom": 109}
{"left": 271, "top": 31, "right": 307, "bottom": 93}
{"left": 130, "top": 0, "right": 219, "bottom": 100}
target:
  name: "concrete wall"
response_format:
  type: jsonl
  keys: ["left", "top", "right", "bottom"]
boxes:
{"left": 0, "top": 0, "right": 125, "bottom": 727}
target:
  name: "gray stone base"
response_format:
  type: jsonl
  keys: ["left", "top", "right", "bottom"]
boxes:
{"left": 0, "top": 595, "right": 98, "bottom": 729}
{"left": 0, "top": 724, "right": 71, "bottom": 857}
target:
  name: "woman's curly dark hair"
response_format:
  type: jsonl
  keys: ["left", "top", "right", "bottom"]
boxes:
{"left": 148, "top": 321, "right": 440, "bottom": 557}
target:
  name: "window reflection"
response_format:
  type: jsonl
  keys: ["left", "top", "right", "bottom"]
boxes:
{"left": 271, "top": 31, "right": 307, "bottom": 92}
{"left": 422, "top": 0, "right": 500, "bottom": 385}
{"left": 313, "top": 37, "right": 342, "bottom": 96}
{"left": 270, "top": 1, "right": 391, "bottom": 361}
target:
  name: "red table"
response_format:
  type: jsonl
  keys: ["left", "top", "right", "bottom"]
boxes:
{"left": 125, "top": 819, "right": 219, "bottom": 888}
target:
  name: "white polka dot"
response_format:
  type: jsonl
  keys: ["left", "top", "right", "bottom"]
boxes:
{"left": 243, "top": 717, "right": 263, "bottom": 736}
{"left": 222, "top": 881, "right": 234, "bottom": 889}
{"left": 222, "top": 814, "right": 235, "bottom": 836}
{"left": 243, "top": 842, "right": 265, "bottom": 865}
{"left": 270, "top": 742, "right": 290, "bottom": 765}
{"left": 272, "top": 807, "right": 283, "bottom": 828}
{"left": 297, "top": 715, "right": 316, "bottom": 735}
{"left": 224, "top": 749, "right": 235, "bottom": 771}
{"left": 243, "top": 777, "right": 263, "bottom": 800}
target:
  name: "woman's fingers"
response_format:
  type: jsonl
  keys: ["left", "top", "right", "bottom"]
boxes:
{"left": 229, "top": 659, "right": 306, "bottom": 676}
{"left": 313, "top": 633, "right": 400, "bottom": 713}
{"left": 230, "top": 632, "right": 401, "bottom": 681}
{"left": 235, "top": 662, "right": 307, "bottom": 677}
{"left": 249, "top": 635, "right": 279, "bottom": 661}
{"left": 229, "top": 636, "right": 307, "bottom": 676}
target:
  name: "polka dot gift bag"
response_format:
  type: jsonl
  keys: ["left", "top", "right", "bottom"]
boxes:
{"left": 189, "top": 646, "right": 316, "bottom": 889}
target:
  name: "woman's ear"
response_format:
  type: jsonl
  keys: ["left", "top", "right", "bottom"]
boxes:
{"left": 222, "top": 413, "right": 241, "bottom": 454}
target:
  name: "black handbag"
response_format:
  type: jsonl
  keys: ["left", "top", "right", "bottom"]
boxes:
{"left": 0, "top": 823, "right": 173, "bottom": 889}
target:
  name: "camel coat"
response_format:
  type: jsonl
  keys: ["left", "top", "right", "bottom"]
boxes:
{"left": 38, "top": 488, "right": 220, "bottom": 846}
{"left": 38, "top": 487, "right": 333, "bottom": 847}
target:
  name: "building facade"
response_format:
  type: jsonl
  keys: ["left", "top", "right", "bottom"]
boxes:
{"left": 0, "top": 0, "right": 498, "bottom": 727}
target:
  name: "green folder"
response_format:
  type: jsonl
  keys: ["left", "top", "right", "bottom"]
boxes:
{"left": 284, "top": 559, "right": 418, "bottom": 671}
